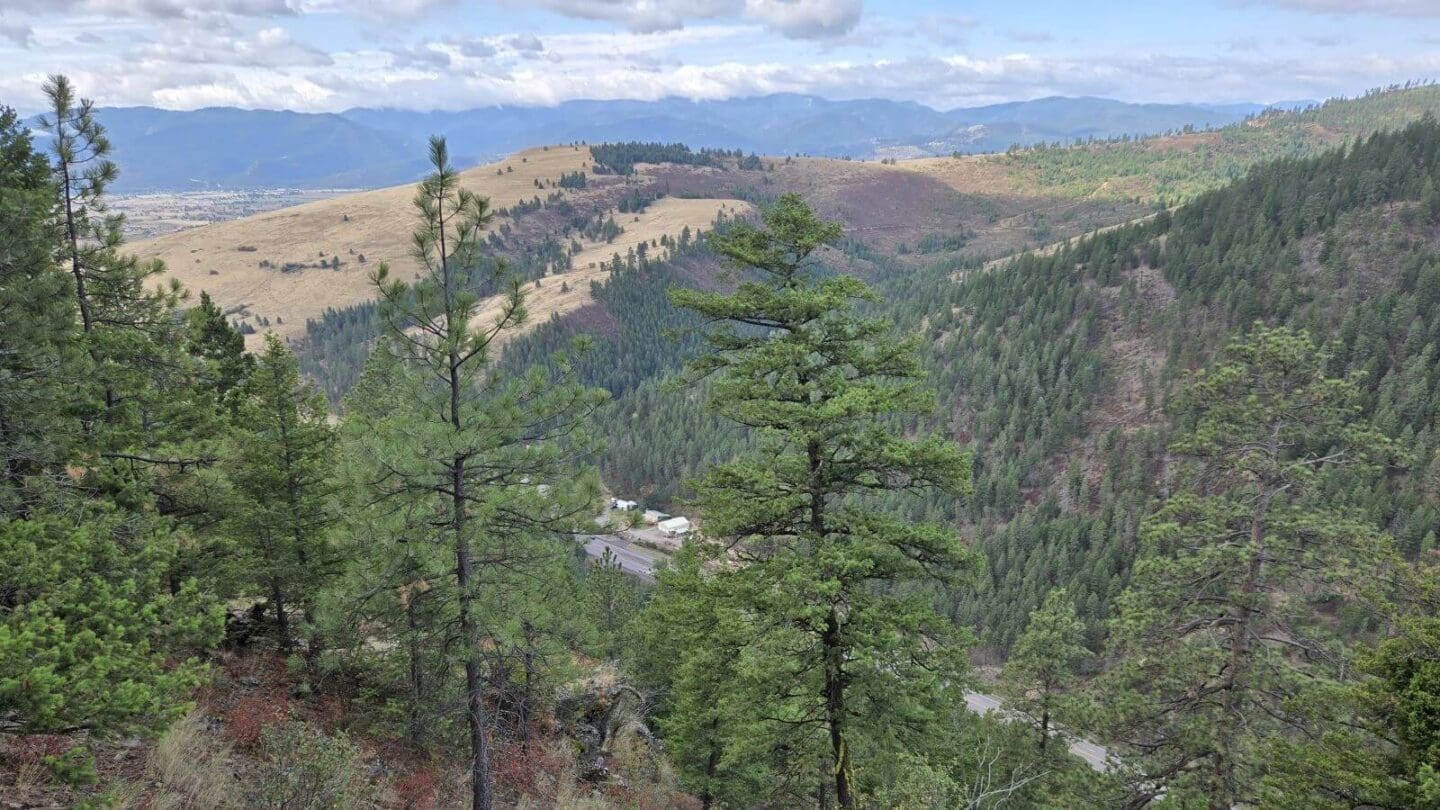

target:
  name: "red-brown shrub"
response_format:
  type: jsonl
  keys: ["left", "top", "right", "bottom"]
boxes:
{"left": 5, "top": 734, "right": 73, "bottom": 768}
{"left": 393, "top": 766, "right": 438, "bottom": 810}
{"left": 225, "top": 691, "right": 289, "bottom": 748}
{"left": 491, "top": 741, "right": 568, "bottom": 802}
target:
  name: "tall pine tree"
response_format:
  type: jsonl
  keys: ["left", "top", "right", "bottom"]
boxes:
{"left": 345, "top": 137, "right": 604, "bottom": 809}
{"left": 0, "top": 105, "right": 76, "bottom": 515}
{"left": 1103, "top": 326, "right": 1400, "bottom": 808}
{"left": 1000, "top": 588, "right": 1089, "bottom": 754}
{"left": 228, "top": 334, "right": 337, "bottom": 652}
{"left": 663, "top": 193, "right": 977, "bottom": 807}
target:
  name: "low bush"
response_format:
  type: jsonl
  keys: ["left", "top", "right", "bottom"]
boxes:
{"left": 249, "top": 721, "right": 372, "bottom": 809}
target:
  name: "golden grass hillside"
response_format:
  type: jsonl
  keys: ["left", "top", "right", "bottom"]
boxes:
{"left": 471, "top": 196, "right": 749, "bottom": 350}
{"left": 133, "top": 146, "right": 587, "bottom": 344}
{"left": 131, "top": 145, "right": 745, "bottom": 351}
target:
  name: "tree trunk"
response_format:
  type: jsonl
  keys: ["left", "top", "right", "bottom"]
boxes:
{"left": 700, "top": 715, "right": 721, "bottom": 810}
{"left": 823, "top": 607, "right": 854, "bottom": 809}
{"left": 270, "top": 576, "right": 291, "bottom": 652}
{"left": 58, "top": 157, "right": 115, "bottom": 415}
{"left": 1212, "top": 475, "right": 1275, "bottom": 810}
{"left": 59, "top": 161, "right": 94, "bottom": 337}
{"left": 407, "top": 591, "right": 426, "bottom": 750}
{"left": 807, "top": 437, "right": 854, "bottom": 809}
{"left": 437, "top": 176, "right": 492, "bottom": 810}
{"left": 520, "top": 622, "right": 536, "bottom": 751}
{"left": 1039, "top": 707, "right": 1050, "bottom": 753}
{"left": 454, "top": 453, "right": 493, "bottom": 810}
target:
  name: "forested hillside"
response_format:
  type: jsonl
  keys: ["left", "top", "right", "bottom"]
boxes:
{"left": 488, "top": 104, "right": 1440, "bottom": 806}
{"left": 7, "top": 72, "right": 1440, "bottom": 810}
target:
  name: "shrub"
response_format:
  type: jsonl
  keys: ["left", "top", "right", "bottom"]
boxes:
{"left": 249, "top": 721, "right": 371, "bottom": 809}
{"left": 392, "top": 766, "right": 438, "bottom": 810}
{"left": 493, "top": 740, "right": 569, "bottom": 801}
{"left": 225, "top": 691, "right": 288, "bottom": 748}
{"left": 43, "top": 746, "right": 97, "bottom": 787}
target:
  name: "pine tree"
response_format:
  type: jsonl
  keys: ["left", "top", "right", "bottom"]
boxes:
{"left": 228, "top": 335, "right": 337, "bottom": 652}
{"left": 664, "top": 193, "right": 976, "bottom": 807}
{"left": 1103, "top": 326, "right": 1401, "bottom": 808}
{"left": 0, "top": 85, "right": 228, "bottom": 737}
{"left": 1265, "top": 612, "right": 1440, "bottom": 808}
{"left": 347, "top": 137, "right": 604, "bottom": 809}
{"left": 187, "top": 290, "right": 253, "bottom": 404}
{"left": 1000, "top": 588, "right": 1089, "bottom": 753}
{"left": 328, "top": 344, "right": 454, "bottom": 751}
{"left": 582, "top": 547, "right": 642, "bottom": 660}
{"left": 0, "top": 105, "right": 78, "bottom": 515}
{"left": 39, "top": 74, "right": 185, "bottom": 436}
{"left": 631, "top": 546, "right": 772, "bottom": 809}
{"left": 0, "top": 509, "right": 223, "bottom": 733}
{"left": 40, "top": 74, "right": 113, "bottom": 342}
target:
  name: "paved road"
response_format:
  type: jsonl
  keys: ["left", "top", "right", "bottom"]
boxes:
{"left": 964, "top": 691, "right": 1110, "bottom": 772}
{"left": 581, "top": 533, "right": 665, "bottom": 582}
{"left": 578, "top": 535, "right": 1111, "bottom": 773}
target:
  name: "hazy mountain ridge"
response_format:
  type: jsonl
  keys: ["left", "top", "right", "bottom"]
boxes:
{"left": 82, "top": 94, "right": 1273, "bottom": 192}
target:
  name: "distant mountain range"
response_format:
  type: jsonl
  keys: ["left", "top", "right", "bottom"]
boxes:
{"left": 77, "top": 94, "right": 1310, "bottom": 192}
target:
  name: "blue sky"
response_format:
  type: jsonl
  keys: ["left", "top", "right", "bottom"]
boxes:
{"left": 0, "top": 0, "right": 1436, "bottom": 113}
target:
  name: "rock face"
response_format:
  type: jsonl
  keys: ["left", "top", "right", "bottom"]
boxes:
{"left": 553, "top": 672, "right": 660, "bottom": 783}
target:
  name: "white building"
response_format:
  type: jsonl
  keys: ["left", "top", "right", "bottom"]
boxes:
{"left": 612, "top": 498, "right": 638, "bottom": 511}
{"left": 642, "top": 509, "right": 669, "bottom": 525}
{"left": 657, "top": 516, "right": 692, "bottom": 537}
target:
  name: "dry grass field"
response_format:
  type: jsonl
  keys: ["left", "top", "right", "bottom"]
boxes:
{"left": 130, "top": 141, "right": 1148, "bottom": 354}
{"left": 886, "top": 153, "right": 1029, "bottom": 196}
{"left": 473, "top": 196, "right": 749, "bottom": 348}
{"left": 132, "top": 145, "right": 746, "bottom": 349}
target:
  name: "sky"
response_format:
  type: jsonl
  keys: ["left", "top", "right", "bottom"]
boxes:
{"left": 0, "top": 0, "right": 1437, "bottom": 114}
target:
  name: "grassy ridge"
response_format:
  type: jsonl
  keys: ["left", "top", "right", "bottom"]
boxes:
{"left": 993, "top": 82, "right": 1440, "bottom": 201}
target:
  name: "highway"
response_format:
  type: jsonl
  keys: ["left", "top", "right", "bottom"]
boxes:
{"left": 581, "top": 533, "right": 665, "bottom": 582}
{"left": 964, "top": 691, "right": 1110, "bottom": 772}
{"left": 578, "top": 534, "right": 1112, "bottom": 773}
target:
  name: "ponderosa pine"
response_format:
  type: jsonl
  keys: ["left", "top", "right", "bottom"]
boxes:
{"left": 348, "top": 136, "right": 604, "bottom": 810}
{"left": 663, "top": 193, "right": 977, "bottom": 807}
{"left": 1103, "top": 325, "right": 1401, "bottom": 808}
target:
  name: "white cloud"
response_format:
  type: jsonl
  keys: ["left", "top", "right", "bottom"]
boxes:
{"left": 300, "top": 0, "right": 456, "bottom": 20}
{"left": 518, "top": 0, "right": 736, "bottom": 33}
{"left": 743, "top": 0, "right": 861, "bottom": 38}
{"left": 506, "top": 33, "right": 544, "bottom": 53}
{"left": 0, "top": 20, "right": 37, "bottom": 48}
{"left": 4, "top": 0, "right": 301, "bottom": 18}
{"left": 385, "top": 41, "right": 454, "bottom": 69}
{"left": 1, "top": 0, "right": 1436, "bottom": 117}
{"left": 130, "top": 24, "right": 333, "bottom": 67}
{"left": 517, "top": 0, "right": 861, "bottom": 38}
{"left": 5, "top": 33, "right": 1439, "bottom": 115}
